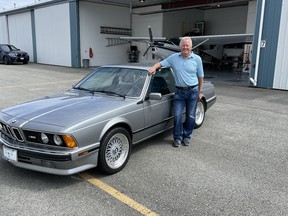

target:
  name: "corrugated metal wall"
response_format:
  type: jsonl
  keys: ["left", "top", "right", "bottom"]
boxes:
{"left": 35, "top": 3, "right": 71, "bottom": 66}
{"left": 8, "top": 12, "right": 34, "bottom": 62}
{"left": 273, "top": 0, "right": 288, "bottom": 90}
{"left": 0, "top": 1, "right": 72, "bottom": 66}
{"left": 250, "top": 0, "right": 283, "bottom": 89}
{"left": 0, "top": 16, "right": 9, "bottom": 43}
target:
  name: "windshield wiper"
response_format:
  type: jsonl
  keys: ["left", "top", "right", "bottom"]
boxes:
{"left": 73, "top": 86, "right": 94, "bottom": 94}
{"left": 94, "top": 90, "right": 126, "bottom": 99}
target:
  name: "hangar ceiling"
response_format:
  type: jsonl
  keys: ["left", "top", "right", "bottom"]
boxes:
{"left": 82, "top": 0, "right": 253, "bottom": 10}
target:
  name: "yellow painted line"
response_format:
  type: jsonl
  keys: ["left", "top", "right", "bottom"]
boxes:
{"left": 79, "top": 172, "right": 158, "bottom": 216}
{"left": 0, "top": 80, "right": 79, "bottom": 89}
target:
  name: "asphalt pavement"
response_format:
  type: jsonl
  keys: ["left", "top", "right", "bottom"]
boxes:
{"left": 1, "top": 63, "right": 288, "bottom": 216}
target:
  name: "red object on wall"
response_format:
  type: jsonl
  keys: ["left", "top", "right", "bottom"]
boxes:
{"left": 89, "top": 48, "right": 93, "bottom": 58}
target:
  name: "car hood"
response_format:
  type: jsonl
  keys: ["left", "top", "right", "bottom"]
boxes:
{"left": 11, "top": 50, "right": 27, "bottom": 55}
{"left": 1, "top": 91, "right": 135, "bottom": 127}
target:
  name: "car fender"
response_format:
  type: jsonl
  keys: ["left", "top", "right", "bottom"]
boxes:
{"left": 99, "top": 116, "right": 132, "bottom": 143}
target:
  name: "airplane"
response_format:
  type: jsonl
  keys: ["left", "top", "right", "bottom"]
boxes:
{"left": 120, "top": 27, "right": 253, "bottom": 71}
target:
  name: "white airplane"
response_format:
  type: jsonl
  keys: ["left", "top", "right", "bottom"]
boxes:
{"left": 120, "top": 27, "right": 253, "bottom": 69}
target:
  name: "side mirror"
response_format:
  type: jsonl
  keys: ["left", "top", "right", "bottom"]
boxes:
{"left": 149, "top": 93, "right": 162, "bottom": 100}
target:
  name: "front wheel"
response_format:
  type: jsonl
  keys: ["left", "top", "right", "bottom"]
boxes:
{"left": 195, "top": 100, "right": 205, "bottom": 128}
{"left": 4, "top": 56, "right": 10, "bottom": 65}
{"left": 98, "top": 127, "right": 131, "bottom": 174}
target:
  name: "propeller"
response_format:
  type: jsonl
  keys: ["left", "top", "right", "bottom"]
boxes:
{"left": 142, "top": 26, "right": 155, "bottom": 58}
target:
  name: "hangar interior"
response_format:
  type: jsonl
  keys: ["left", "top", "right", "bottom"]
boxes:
{"left": 1, "top": 0, "right": 288, "bottom": 90}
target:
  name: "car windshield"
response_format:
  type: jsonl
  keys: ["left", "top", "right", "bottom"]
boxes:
{"left": 1, "top": 45, "right": 18, "bottom": 52}
{"left": 75, "top": 67, "right": 148, "bottom": 98}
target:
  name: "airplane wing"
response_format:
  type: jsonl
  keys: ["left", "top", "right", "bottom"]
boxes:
{"left": 120, "top": 33, "right": 253, "bottom": 45}
{"left": 190, "top": 33, "right": 253, "bottom": 47}
{"left": 116, "top": 31, "right": 254, "bottom": 61}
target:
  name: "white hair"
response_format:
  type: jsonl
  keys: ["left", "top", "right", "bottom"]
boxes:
{"left": 179, "top": 37, "right": 193, "bottom": 47}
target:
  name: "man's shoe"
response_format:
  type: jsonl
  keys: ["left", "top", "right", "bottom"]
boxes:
{"left": 173, "top": 140, "right": 181, "bottom": 147}
{"left": 182, "top": 139, "right": 190, "bottom": 146}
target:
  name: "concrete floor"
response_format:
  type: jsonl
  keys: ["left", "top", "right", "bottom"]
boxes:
{"left": 204, "top": 66, "right": 251, "bottom": 87}
{"left": 1, "top": 63, "right": 288, "bottom": 216}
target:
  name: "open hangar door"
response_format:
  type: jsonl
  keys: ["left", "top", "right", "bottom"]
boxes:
{"left": 195, "top": 0, "right": 256, "bottom": 87}
{"left": 84, "top": 0, "right": 256, "bottom": 86}
{"left": 163, "top": 1, "right": 257, "bottom": 86}
{"left": 126, "top": 0, "right": 257, "bottom": 86}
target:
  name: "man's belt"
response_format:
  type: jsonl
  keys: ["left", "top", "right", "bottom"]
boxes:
{"left": 175, "top": 84, "right": 198, "bottom": 90}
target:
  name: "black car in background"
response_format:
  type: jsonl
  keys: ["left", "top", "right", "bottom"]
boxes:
{"left": 0, "top": 44, "right": 29, "bottom": 65}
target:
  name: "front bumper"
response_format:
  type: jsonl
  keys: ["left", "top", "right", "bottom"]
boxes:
{"left": 8, "top": 56, "right": 29, "bottom": 63}
{"left": 0, "top": 132, "right": 100, "bottom": 175}
{"left": 207, "top": 95, "right": 217, "bottom": 110}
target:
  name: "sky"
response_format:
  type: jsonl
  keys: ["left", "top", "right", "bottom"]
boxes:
{"left": 0, "top": 0, "right": 51, "bottom": 11}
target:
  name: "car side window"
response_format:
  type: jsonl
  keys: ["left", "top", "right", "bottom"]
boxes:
{"left": 1, "top": 45, "right": 9, "bottom": 52}
{"left": 149, "top": 68, "right": 175, "bottom": 95}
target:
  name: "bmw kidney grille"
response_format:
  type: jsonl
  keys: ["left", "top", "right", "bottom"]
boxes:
{"left": 0, "top": 121, "right": 24, "bottom": 142}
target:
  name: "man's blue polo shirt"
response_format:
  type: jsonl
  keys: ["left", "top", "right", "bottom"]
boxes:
{"left": 160, "top": 52, "right": 204, "bottom": 87}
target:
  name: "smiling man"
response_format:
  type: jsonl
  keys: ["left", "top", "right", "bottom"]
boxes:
{"left": 148, "top": 36, "right": 204, "bottom": 147}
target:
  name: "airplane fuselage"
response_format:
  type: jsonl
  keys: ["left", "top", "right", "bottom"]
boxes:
{"left": 152, "top": 42, "right": 180, "bottom": 60}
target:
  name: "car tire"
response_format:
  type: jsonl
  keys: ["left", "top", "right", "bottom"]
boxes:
{"left": 195, "top": 100, "right": 206, "bottom": 128}
{"left": 98, "top": 127, "right": 131, "bottom": 174}
{"left": 4, "top": 56, "right": 10, "bottom": 65}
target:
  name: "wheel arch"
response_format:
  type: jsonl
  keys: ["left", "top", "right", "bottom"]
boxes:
{"left": 3, "top": 55, "right": 11, "bottom": 64}
{"left": 200, "top": 95, "right": 208, "bottom": 111}
{"left": 99, "top": 118, "right": 132, "bottom": 143}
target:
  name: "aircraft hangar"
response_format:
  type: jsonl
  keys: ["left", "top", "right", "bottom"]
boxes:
{"left": 0, "top": 0, "right": 287, "bottom": 91}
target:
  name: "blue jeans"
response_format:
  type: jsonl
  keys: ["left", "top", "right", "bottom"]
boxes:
{"left": 173, "top": 87, "right": 199, "bottom": 142}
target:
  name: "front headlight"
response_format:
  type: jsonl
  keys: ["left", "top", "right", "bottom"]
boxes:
{"left": 41, "top": 133, "right": 49, "bottom": 144}
{"left": 8, "top": 53, "right": 17, "bottom": 57}
{"left": 53, "top": 135, "right": 63, "bottom": 145}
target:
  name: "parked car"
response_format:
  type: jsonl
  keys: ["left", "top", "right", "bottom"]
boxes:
{"left": 0, "top": 64, "right": 216, "bottom": 175}
{"left": 0, "top": 44, "right": 29, "bottom": 65}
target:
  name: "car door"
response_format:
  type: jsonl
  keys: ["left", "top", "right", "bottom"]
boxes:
{"left": 143, "top": 68, "right": 175, "bottom": 135}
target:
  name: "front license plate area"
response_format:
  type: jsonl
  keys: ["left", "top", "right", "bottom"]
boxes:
{"left": 3, "top": 146, "right": 18, "bottom": 162}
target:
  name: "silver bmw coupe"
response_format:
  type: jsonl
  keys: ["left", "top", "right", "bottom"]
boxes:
{"left": 0, "top": 64, "right": 216, "bottom": 175}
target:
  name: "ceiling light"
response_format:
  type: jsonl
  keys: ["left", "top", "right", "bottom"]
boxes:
{"left": 139, "top": 0, "right": 145, "bottom": 2}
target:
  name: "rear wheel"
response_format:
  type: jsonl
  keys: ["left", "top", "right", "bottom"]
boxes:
{"left": 98, "top": 127, "right": 131, "bottom": 174}
{"left": 195, "top": 100, "right": 205, "bottom": 128}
